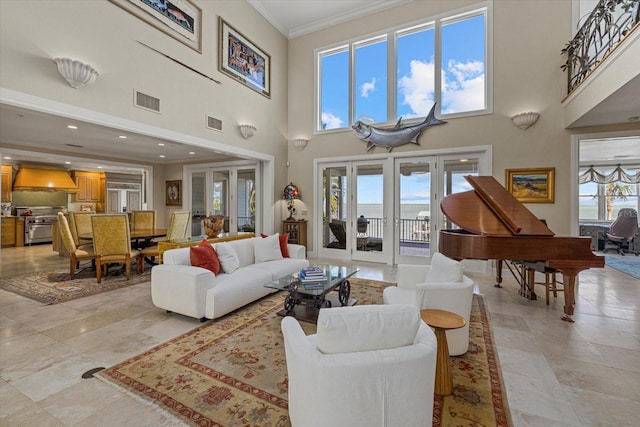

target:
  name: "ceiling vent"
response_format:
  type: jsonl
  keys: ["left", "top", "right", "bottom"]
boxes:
{"left": 206, "top": 115, "right": 223, "bottom": 132}
{"left": 134, "top": 90, "right": 160, "bottom": 113}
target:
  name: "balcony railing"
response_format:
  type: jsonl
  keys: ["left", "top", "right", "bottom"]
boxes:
{"left": 325, "top": 217, "right": 431, "bottom": 243}
{"left": 562, "top": 0, "right": 639, "bottom": 94}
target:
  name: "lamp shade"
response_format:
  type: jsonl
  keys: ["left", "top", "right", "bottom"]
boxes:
{"left": 283, "top": 182, "right": 301, "bottom": 200}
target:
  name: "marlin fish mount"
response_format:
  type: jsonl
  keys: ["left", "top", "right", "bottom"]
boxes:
{"left": 352, "top": 103, "right": 446, "bottom": 152}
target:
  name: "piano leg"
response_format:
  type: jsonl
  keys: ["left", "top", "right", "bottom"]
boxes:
{"left": 495, "top": 259, "right": 503, "bottom": 287}
{"left": 561, "top": 272, "right": 578, "bottom": 323}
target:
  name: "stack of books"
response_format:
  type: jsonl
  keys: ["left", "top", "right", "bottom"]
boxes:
{"left": 299, "top": 267, "right": 327, "bottom": 289}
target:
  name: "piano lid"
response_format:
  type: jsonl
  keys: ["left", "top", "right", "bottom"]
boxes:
{"left": 440, "top": 176, "right": 555, "bottom": 237}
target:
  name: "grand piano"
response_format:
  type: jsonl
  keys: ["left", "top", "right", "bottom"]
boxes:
{"left": 439, "top": 175, "right": 604, "bottom": 322}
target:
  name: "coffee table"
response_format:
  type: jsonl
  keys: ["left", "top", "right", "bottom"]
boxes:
{"left": 264, "top": 264, "right": 359, "bottom": 323}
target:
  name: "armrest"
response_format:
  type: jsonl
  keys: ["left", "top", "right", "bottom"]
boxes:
{"left": 397, "top": 264, "right": 429, "bottom": 289}
{"left": 287, "top": 243, "right": 306, "bottom": 259}
{"left": 415, "top": 277, "right": 474, "bottom": 314}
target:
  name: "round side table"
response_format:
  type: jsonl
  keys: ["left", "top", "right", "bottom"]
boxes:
{"left": 420, "top": 309, "right": 466, "bottom": 396}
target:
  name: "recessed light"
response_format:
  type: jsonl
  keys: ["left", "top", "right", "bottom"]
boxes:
{"left": 67, "top": 125, "right": 78, "bottom": 129}
{"left": 459, "top": 159, "right": 469, "bottom": 162}
{"left": 158, "top": 143, "right": 165, "bottom": 146}
{"left": 189, "top": 151, "right": 195, "bottom": 155}
{"left": 159, "top": 155, "right": 166, "bottom": 158}
{"left": 97, "top": 166, "right": 103, "bottom": 169}
{"left": 65, "top": 161, "right": 71, "bottom": 164}
{"left": 3, "top": 156, "right": 11, "bottom": 160}
{"left": 118, "top": 135, "right": 127, "bottom": 139}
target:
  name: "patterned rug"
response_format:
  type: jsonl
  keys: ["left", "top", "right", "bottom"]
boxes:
{"left": 0, "top": 264, "right": 151, "bottom": 304}
{"left": 97, "top": 278, "right": 511, "bottom": 426}
{"left": 605, "top": 256, "right": 640, "bottom": 279}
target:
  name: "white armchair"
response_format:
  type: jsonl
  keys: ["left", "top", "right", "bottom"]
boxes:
{"left": 383, "top": 253, "right": 474, "bottom": 356}
{"left": 281, "top": 304, "right": 437, "bottom": 427}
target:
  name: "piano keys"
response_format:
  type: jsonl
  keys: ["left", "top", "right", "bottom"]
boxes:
{"left": 439, "top": 175, "right": 604, "bottom": 322}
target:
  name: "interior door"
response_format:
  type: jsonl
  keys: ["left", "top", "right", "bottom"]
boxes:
{"left": 395, "top": 157, "right": 435, "bottom": 264}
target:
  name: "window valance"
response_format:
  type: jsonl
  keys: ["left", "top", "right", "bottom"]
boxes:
{"left": 579, "top": 165, "right": 640, "bottom": 184}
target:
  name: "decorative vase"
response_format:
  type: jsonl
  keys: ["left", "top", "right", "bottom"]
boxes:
{"left": 203, "top": 215, "right": 224, "bottom": 238}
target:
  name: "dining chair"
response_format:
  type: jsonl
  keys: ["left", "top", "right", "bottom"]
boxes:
{"left": 139, "top": 211, "right": 190, "bottom": 266}
{"left": 91, "top": 214, "right": 142, "bottom": 283}
{"left": 131, "top": 210, "right": 156, "bottom": 231}
{"left": 57, "top": 212, "right": 95, "bottom": 279}
{"left": 69, "top": 211, "right": 95, "bottom": 248}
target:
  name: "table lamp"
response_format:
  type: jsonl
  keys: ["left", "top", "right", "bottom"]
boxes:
{"left": 283, "top": 182, "right": 301, "bottom": 220}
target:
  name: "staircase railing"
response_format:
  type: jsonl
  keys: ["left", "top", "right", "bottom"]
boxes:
{"left": 562, "top": 0, "right": 639, "bottom": 94}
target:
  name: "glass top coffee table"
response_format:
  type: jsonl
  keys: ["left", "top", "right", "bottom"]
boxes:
{"left": 264, "top": 264, "right": 359, "bottom": 323}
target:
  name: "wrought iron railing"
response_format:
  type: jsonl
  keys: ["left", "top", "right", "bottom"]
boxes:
{"left": 323, "top": 217, "right": 431, "bottom": 244}
{"left": 562, "top": 0, "right": 639, "bottom": 94}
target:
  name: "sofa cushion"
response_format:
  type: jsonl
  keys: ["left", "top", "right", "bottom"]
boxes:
{"left": 425, "top": 252, "right": 463, "bottom": 283}
{"left": 315, "top": 304, "right": 420, "bottom": 354}
{"left": 190, "top": 240, "right": 221, "bottom": 275}
{"left": 254, "top": 233, "right": 284, "bottom": 262}
{"left": 214, "top": 242, "right": 240, "bottom": 273}
{"left": 261, "top": 233, "right": 290, "bottom": 258}
{"left": 227, "top": 238, "right": 256, "bottom": 267}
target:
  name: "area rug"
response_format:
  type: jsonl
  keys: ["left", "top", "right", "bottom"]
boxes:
{"left": 97, "top": 278, "right": 510, "bottom": 426}
{"left": 605, "top": 256, "right": 640, "bottom": 279}
{"left": 0, "top": 264, "right": 151, "bottom": 304}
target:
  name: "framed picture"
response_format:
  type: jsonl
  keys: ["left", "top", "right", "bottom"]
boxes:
{"left": 218, "top": 17, "right": 271, "bottom": 98}
{"left": 506, "top": 167, "right": 555, "bottom": 203}
{"left": 166, "top": 180, "right": 182, "bottom": 206}
{"left": 109, "top": 0, "right": 202, "bottom": 52}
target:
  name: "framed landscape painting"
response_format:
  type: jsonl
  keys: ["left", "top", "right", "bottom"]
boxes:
{"left": 166, "top": 180, "right": 182, "bottom": 206}
{"left": 109, "top": 0, "right": 202, "bottom": 52}
{"left": 218, "top": 17, "right": 271, "bottom": 98}
{"left": 506, "top": 167, "right": 555, "bottom": 203}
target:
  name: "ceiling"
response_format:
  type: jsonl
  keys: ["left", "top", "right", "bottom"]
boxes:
{"left": 1, "top": 0, "right": 638, "bottom": 173}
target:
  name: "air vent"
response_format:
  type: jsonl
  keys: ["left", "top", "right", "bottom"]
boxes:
{"left": 206, "top": 115, "right": 223, "bottom": 132}
{"left": 134, "top": 90, "right": 160, "bottom": 113}
{"left": 65, "top": 143, "right": 84, "bottom": 148}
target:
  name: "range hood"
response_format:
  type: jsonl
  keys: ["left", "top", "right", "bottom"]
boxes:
{"left": 12, "top": 165, "right": 79, "bottom": 193}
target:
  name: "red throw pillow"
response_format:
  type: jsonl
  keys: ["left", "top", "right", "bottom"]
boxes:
{"left": 190, "top": 239, "right": 221, "bottom": 275}
{"left": 260, "top": 233, "right": 290, "bottom": 258}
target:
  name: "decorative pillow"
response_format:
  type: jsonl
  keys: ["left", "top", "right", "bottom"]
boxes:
{"left": 316, "top": 304, "right": 420, "bottom": 354}
{"left": 189, "top": 240, "right": 221, "bottom": 275}
{"left": 425, "top": 252, "right": 463, "bottom": 283}
{"left": 253, "top": 233, "right": 284, "bottom": 262}
{"left": 214, "top": 242, "right": 240, "bottom": 273}
{"left": 260, "top": 232, "right": 290, "bottom": 258}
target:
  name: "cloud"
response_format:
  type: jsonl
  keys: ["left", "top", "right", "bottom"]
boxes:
{"left": 360, "top": 78, "right": 376, "bottom": 98}
{"left": 401, "top": 191, "right": 430, "bottom": 201}
{"left": 398, "top": 58, "right": 485, "bottom": 116}
{"left": 321, "top": 112, "right": 344, "bottom": 129}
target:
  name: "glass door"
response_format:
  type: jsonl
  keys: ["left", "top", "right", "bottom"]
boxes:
{"left": 320, "top": 164, "right": 348, "bottom": 254}
{"left": 351, "top": 161, "right": 392, "bottom": 263}
{"left": 236, "top": 169, "right": 256, "bottom": 233}
{"left": 395, "top": 157, "right": 435, "bottom": 264}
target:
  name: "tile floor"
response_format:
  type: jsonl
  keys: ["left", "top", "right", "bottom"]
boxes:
{"left": 1, "top": 244, "right": 639, "bottom": 426}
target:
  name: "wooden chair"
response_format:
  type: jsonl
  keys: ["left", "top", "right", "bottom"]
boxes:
{"left": 131, "top": 210, "right": 156, "bottom": 230}
{"left": 57, "top": 212, "right": 95, "bottom": 279}
{"left": 91, "top": 214, "right": 142, "bottom": 283}
{"left": 69, "top": 211, "right": 94, "bottom": 248}
{"left": 139, "top": 211, "right": 191, "bottom": 266}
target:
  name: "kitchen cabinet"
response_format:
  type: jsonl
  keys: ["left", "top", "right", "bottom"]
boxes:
{"left": 1, "top": 217, "right": 15, "bottom": 246}
{"left": 283, "top": 219, "right": 307, "bottom": 249}
{"left": 1, "top": 165, "right": 12, "bottom": 202}
{"left": 71, "top": 171, "right": 105, "bottom": 203}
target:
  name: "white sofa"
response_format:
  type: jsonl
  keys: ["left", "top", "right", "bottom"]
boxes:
{"left": 151, "top": 236, "right": 309, "bottom": 321}
{"left": 383, "top": 253, "right": 474, "bottom": 356}
{"left": 282, "top": 304, "right": 437, "bottom": 427}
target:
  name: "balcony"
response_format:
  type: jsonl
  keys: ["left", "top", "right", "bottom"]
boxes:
{"left": 562, "top": 0, "right": 640, "bottom": 128}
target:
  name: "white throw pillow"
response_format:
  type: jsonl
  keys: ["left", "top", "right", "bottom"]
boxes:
{"left": 214, "top": 242, "right": 240, "bottom": 273}
{"left": 253, "top": 233, "right": 283, "bottom": 263}
{"left": 425, "top": 252, "right": 463, "bottom": 283}
{"left": 315, "top": 304, "right": 420, "bottom": 354}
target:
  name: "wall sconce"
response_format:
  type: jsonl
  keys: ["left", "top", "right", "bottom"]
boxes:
{"left": 239, "top": 124, "right": 257, "bottom": 139}
{"left": 292, "top": 138, "right": 309, "bottom": 150}
{"left": 511, "top": 112, "right": 540, "bottom": 130}
{"left": 283, "top": 182, "right": 301, "bottom": 220}
{"left": 53, "top": 58, "right": 99, "bottom": 88}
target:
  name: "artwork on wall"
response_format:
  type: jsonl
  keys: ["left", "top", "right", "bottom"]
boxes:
{"left": 165, "top": 180, "right": 182, "bottom": 206}
{"left": 506, "top": 167, "right": 555, "bottom": 203}
{"left": 218, "top": 17, "right": 271, "bottom": 98}
{"left": 109, "top": 0, "right": 202, "bottom": 52}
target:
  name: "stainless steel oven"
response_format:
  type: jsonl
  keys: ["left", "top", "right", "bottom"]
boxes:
{"left": 16, "top": 206, "right": 64, "bottom": 245}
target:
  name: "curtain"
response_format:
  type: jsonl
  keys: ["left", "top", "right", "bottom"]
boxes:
{"left": 579, "top": 165, "right": 640, "bottom": 184}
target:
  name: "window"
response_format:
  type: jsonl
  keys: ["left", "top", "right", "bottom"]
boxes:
{"left": 579, "top": 166, "right": 640, "bottom": 221}
{"left": 317, "top": 4, "right": 489, "bottom": 132}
